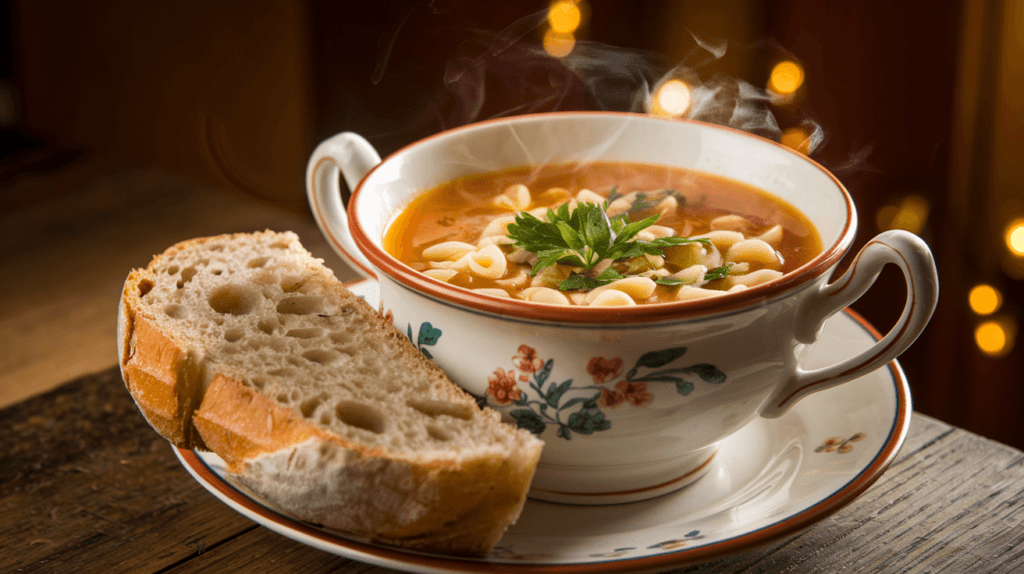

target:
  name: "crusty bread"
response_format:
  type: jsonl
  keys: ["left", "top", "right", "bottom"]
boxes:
{"left": 117, "top": 230, "right": 544, "bottom": 556}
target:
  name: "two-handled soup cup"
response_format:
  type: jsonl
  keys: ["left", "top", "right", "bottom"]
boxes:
{"left": 306, "top": 112, "right": 938, "bottom": 504}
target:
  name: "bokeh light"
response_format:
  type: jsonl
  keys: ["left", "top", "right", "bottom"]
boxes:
{"left": 652, "top": 79, "right": 692, "bottom": 117}
{"left": 548, "top": 1, "right": 581, "bottom": 34}
{"left": 969, "top": 284, "right": 1002, "bottom": 315}
{"left": 876, "top": 195, "right": 930, "bottom": 234}
{"left": 780, "top": 127, "right": 811, "bottom": 154}
{"left": 543, "top": 29, "right": 575, "bottom": 58}
{"left": 975, "top": 319, "right": 1015, "bottom": 357}
{"left": 769, "top": 61, "right": 805, "bottom": 95}
{"left": 1006, "top": 218, "right": 1024, "bottom": 256}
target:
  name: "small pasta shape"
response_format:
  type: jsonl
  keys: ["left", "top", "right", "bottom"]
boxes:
{"left": 477, "top": 235, "right": 515, "bottom": 248}
{"left": 605, "top": 193, "right": 636, "bottom": 217}
{"left": 575, "top": 188, "right": 606, "bottom": 205}
{"left": 644, "top": 253, "right": 665, "bottom": 269}
{"left": 755, "top": 224, "right": 784, "bottom": 248}
{"left": 538, "top": 187, "right": 571, "bottom": 203}
{"left": 495, "top": 269, "right": 530, "bottom": 288}
{"left": 655, "top": 195, "right": 678, "bottom": 216}
{"left": 695, "top": 242, "right": 723, "bottom": 269}
{"left": 693, "top": 230, "right": 746, "bottom": 253}
{"left": 667, "top": 264, "right": 707, "bottom": 285}
{"left": 710, "top": 214, "right": 753, "bottom": 233}
{"left": 506, "top": 247, "right": 534, "bottom": 264}
{"left": 423, "top": 268, "right": 458, "bottom": 282}
{"left": 473, "top": 288, "right": 511, "bottom": 298}
{"left": 529, "top": 206, "right": 550, "bottom": 220}
{"left": 585, "top": 277, "right": 656, "bottom": 304}
{"left": 422, "top": 241, "right": 476, "bottom": 261}
{"left": 727, "top": 269, "right": 783, "bottom": 288}
{"left": 479, "top": 214, "right": 517, "bottom": 239}
{"left": 675, "top": 286, "right": 728, "bottom": 301}
{"left": 724, "top": 239, "right": 782, "bottom": 268}
{"left": 521, "top": 287, "right": 571, "bottom": 305}
{"left": 468, "top": 244, "right": 508, "bottom": 279}
{"left": 589, "top": 289, "right": 637, "bottom": 307}
{"left": 428, "top": 255, "right": 471, "bottom": 272}
{"left": 646, "top": 225, "right": 677, "bottom": 239}
{"left": 492, "top": 184, "right": 531, "bottom": 211}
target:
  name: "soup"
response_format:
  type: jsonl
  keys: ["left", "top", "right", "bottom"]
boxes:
{"left": 383, "top": 162, "right": 822, "bottom": 306}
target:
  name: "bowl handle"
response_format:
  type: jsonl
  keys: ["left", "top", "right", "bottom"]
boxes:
{"left": 305, "top": 132, "right": 382, "bottom": 279}
{"left": 760, "top": 230, "right": 938, "bottom": 418}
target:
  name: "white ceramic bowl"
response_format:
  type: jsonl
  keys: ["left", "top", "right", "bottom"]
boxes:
{"left": 307, "top": 112, "right": 938, "bottom": 504}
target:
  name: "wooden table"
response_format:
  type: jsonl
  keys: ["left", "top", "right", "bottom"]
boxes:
{"left": 3, "top": 367, "right": 1024, "bottom": 574}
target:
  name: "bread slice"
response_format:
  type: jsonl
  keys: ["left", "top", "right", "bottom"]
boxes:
{"left": 117, "top": 230, "right": 544, "bottom": 556}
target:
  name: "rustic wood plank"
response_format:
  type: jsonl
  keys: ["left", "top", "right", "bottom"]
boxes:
{"left": 0, "top": 368, "right": 256, "bottom": 574}
{"left": 162, "top": 527, "right": 388, "bottom": 574}
{"left": 6, "top": 369, "right": 1023, "bottom": 574}
{"left": 892, "top": 412, "right": 954, "bottom": 465}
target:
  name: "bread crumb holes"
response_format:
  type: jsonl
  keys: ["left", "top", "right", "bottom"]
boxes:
{"left": 335, "top": 402, "right": 386, "bottom": 434}
{"left": 408, "top": 399, "right": 473, "bottom": 420}
{"left": 163, "top": 304, "right": 187, "bottom": 319}
{"left": 300, "top": 394, "right": 326, "bottom": 418}
{"left": 302, "top": 349, "right": 342, "bottom": 365}
{"left": 427, "top": 425, "right": 453, "bottom": 441}
{"left": 209, "top": 284, "right": 261, "bottom": 315}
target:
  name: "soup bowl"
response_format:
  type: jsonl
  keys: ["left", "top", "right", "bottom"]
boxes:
{"left": 306, "top": 112, "right": 938, "bottom": 504}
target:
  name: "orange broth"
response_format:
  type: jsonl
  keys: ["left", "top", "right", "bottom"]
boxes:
{"left": 383, "top": 162, "right": 823, "bottom": 303}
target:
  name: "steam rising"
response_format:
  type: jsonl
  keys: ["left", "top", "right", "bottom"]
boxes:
{"left": 390, "top": 10, "right": 826, "bottom": 154}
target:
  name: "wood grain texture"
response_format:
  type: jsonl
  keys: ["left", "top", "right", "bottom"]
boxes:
{"left": 0, "top": 159, "right": 362, "bottom": 408}
{"left": 2, "top": 369, "right": 1023, "bottom": 574}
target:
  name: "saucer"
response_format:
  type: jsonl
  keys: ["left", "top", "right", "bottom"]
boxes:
{"left": 175, "top": 279, "right": 910, "bottom": 573}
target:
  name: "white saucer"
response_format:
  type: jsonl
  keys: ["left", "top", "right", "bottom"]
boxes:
{"left": 175, "top": 279, "right": 910, "bottom": 573}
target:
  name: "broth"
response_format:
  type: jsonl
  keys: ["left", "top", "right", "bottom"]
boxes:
{"left": 383, "top": 162, "right": 823, "bottom": 306}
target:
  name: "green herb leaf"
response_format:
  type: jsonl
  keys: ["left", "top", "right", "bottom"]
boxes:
{"left": 703, "top": 264, "right": 734, "bottom": 282}
{"left": 557, "top": 267, "right": 625, "bottom": 291}
{"left": 507, "top": 199, "right": 703, "bottom": 291}
{"left": 558, "top": 274, "right": 599, "bottom": 291}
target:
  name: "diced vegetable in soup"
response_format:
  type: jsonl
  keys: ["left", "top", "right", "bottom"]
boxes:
{"left": 383, "top": 162, "right": 822, "bottom": 306}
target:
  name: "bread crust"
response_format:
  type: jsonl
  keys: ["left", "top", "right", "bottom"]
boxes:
{"left": 117, "top": 231, "right": 543, "bottom": 556}
{"left": 195, "top": 374, "right": 539, "bottom": 555}
{"left": 120, "top": 269, "right": 208, "bottom": 450}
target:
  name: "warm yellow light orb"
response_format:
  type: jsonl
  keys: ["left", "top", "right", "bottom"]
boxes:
{"left": 1007, "top": 218, "right": 1024, "bottom": 256}
{"left": 548, "top": 1, "right": 581, "bottom": 34}
{"left": 654, "top": 80, "right": 692, "bottom": 117}
{"left": 781, "top": 127, "right": 811, "bottom": 154}
{"left": 769, "top": 61, "right": 805, "bottom": 95}
{"left": 543, "top": 29, "right": 576, "bottom": 58}
{"left": 975, "top": 320, "right": 1008, "bottom": 356}
{"left": 969, "top": 284, "right": 1002, "bottom": 315}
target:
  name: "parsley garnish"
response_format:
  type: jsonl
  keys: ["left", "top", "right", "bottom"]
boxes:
{"left": 702, "top": 263, "right": 734, "bottom": 282}
{"left": 654, "top": 264, "right": 734, "bottom": 286}
{"left": 506, "top": 201, "right": 712, "bottom": 291}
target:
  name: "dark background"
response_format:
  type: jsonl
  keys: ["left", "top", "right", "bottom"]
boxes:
{"left": 3, "top": 1, "right": 1021, "bottom": 448}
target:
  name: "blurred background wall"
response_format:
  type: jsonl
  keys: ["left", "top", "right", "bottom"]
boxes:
{"left": 3, "top": 0, "right": 1021, "bottom": 448}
